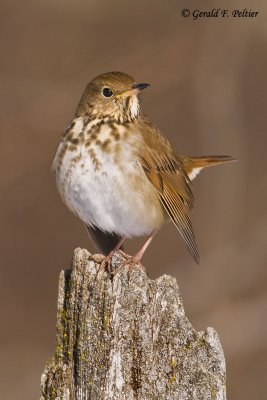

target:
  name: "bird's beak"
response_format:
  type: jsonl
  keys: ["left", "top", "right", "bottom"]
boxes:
{"left": 116, "top": 83, "right": 150, "bottom": 98}
{"left": 132, "top": 83, "right": 150, "bottom": 92}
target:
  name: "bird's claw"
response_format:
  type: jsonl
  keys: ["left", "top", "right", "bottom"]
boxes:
{"left": 91, "top": 251, "right": 145, "bottom": 277}
{"left": 111, "top": 255, "right": 145, "bottom": 275}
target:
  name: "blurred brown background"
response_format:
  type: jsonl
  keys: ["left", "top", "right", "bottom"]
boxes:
{"left": 1, "top": 0, "right": 266, "bottom": 398}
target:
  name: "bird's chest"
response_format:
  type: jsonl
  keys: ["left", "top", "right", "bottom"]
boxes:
{"left": 54, "top": 123, "right": 163, "bottom": 236}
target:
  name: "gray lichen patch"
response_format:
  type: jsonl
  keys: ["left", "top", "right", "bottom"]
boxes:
{"left": 40, "top": 248, "right": 226, "bottom": 400}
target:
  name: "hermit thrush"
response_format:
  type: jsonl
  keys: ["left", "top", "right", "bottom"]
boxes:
{"left": 53, "top": 71, "right": 234, "bottom": 268}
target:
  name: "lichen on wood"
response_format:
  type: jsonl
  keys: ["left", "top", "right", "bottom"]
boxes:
{"left": 40, "top": 248, "right": 226, "bottom": 400}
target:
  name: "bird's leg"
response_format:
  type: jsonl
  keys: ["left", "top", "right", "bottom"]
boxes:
{"left": 98, "top": 236, "right": 126, "bottom": 273}
{"left": 130, "top": 232, "right": 156, "bottom": 264}
{"left": 112, "top": 231, "right": 157, "bottom": 275}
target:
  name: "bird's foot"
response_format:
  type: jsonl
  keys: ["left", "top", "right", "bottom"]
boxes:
{"left": 111, "top": 253, "right": 145, "bottom": 275}
{"left": 90, "top": 251, "right": 145, "bottom": 276}
{"left": 112, "top": 232, "right": 155, "bottom": 275}
{"left": 90, "top": 254, "right": 105, "bottom": 263}
{"left": 99, "top": 253, "right": 114, "bottom": 273}
{"left": 90, "top": 252, "right": 114, "bottom": 274}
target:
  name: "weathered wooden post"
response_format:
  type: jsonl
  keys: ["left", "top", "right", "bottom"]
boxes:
{"left": 40, "top": 248, "right": 226, "bottom": 400}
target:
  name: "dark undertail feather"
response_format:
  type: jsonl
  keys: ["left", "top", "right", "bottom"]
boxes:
{"left": 85, "top": 224, "right": 124, "bottom": 255}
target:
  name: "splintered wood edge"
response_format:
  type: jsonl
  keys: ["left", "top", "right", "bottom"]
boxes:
{"left": 40, "top": 247, "right": 226, "bottom": 400}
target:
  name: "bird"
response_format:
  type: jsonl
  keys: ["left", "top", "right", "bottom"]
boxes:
{"left": 52, "top": 71, "right": 234, "bottom": 270}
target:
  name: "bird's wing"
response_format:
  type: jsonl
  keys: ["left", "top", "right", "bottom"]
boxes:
{"left": 137, "top": 118, "right": 199, "bottom": 263}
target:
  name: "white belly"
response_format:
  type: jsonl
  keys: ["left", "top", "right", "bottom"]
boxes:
{"left": 54, "top": 143, "right": 164, "bottom": 238}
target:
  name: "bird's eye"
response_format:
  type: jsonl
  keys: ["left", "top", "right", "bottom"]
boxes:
{"left": 102, "top": 87, "right": 114, "bottom": 98}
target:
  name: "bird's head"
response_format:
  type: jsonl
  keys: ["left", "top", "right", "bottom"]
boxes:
{"left": 75, "top": 71, "right": 150, "bottom": 123}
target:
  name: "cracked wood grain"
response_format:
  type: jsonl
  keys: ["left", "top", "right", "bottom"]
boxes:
{"left": 40, "top": 248, "right": 226, "bottom": 400}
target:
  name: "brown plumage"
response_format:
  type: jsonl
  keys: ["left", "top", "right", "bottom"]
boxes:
{"left": 181, "top": 155, "right": 235, "bottom": 177}
{"left": 53, "top": 71, "right": 235, "bottom": 268}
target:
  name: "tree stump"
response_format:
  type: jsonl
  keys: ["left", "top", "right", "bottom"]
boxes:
{"left": 40, "top": 248, "right": 226, "bottom": 400}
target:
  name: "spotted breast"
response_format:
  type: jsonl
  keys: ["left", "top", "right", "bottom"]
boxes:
{"left": 52, "top": 117, "right": 165, "bottom": 238}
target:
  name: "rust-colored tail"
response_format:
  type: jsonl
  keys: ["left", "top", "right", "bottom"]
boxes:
{"left": 181, "top": 155, "right": 236, "bottom": 180}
